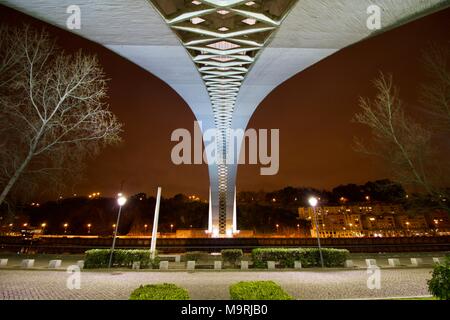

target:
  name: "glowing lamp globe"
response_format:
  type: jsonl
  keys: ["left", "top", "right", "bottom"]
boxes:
{"left": 117, "top": 193, "right": 127, "bottom": 206}
{"left": 308, "top": 197, "right": 318, "bottom": 207}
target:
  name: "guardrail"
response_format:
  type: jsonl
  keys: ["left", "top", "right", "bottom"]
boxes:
{"left": 1, "top": 236, "right": 449, "bottom": 253}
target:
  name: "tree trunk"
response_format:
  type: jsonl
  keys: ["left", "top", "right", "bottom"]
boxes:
{"left": 0, "top": 152, "right": 33, "bottom": 206}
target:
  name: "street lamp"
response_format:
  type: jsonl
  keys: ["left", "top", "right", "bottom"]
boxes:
{"left": 275, "top": 224, "right": 279, "bottom": 233}
{"left": 108, "top": 193, "right": 127, "bottom": 269}
{"left": 170, "top": 224, "right": 174, "bottom": 233}
{"left": 87, "top": 223, "right": 92, "bottom": 234}
{"left": 309, "top": 196, "right": 324, "bottom": 268}
{"left": 63, "top": 223, "right": 68, "bottom": 234}
{"left": 41, "top": 223, "right": 46, "bottom": 234}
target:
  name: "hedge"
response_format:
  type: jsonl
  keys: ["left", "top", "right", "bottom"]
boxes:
{"left": 84, "top": 249, "right": 159, "bottom": 269}
{"left": 428, "top": 256, "right": 450, "bottom": 300}
{"left": 251, "top": 248, "right": 349, "bottom": 268}
{"left": 129, "top": 283, "right": 189, "bottom": 300}
{"left": 230, "top": 281, "right": 293, "bottom": 300}
{"left": 221, "top": 249, "right": 243, "bottom": 267}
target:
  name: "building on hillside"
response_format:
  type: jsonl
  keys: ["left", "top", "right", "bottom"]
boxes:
{"left": 298, "top": 204, "right": 450, "bottom": 238}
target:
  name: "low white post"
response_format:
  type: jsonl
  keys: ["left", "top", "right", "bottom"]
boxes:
{"left": 187, "top": 260, "right": 195, "bottom": 271}
{"left": 0, "top": 259, "right": 8, "bottom": 267}
{"left": 132, "top": 261, "right": 141, "bottom": 270}
{"left": 410, "top": 258, "right": 423, "bottom": 266}
{"left": 294, "top": 261, "right": 302, "bottom": 269}
{"left": 241, "top": 261, "right": 248, "bottom": 270}
{"left": 175, "top": 255, "right": 181, "bottom": 263}
{"left": 21, "top": 259, "right": 35, "bottom": 268}
{"left": 159, "top": 261, "right": 169, "bottom": 270}
{"left": 433, "top": 257, "right": 443, "bottom": 264}
{"left": 48, "top": 260, "right": 62, "bottom": 268}
{"left": 214, "top": 261, "right": 222, "bottom": 270}
{"left": 388, "top": 258, "right": 400, "bottom": 267}
{"left": 267, "top": 261, "right": 276, "bottom": 270}
{"left": 77, "top": 260, "right": 85, "bottom": 269}
{"left": 365, "top": 259, "right": 377, "bottom": 267}
{"left": 344, "top": 260, "right": 354, "bottom": 268}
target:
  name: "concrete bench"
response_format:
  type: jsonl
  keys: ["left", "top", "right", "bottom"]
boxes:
{"left": 214, "top": 261, "right": 222, "bottom": 270}
{"left": 0, "top": 259, "right": 8, "bottom": 267}
{"left": 159, "top": 261, "right": 169, "bottom": 270}
{"left": 388, "top": 258, "right": 401, "bottom": 267}
{"left": 294, "top": 261, "right": 302, "bottom": 269}
{"left": 365, "top": 259, "right": 377, "bottom": 267}
{"left": 240, "top": 261, "right": 249, "bottom": 270}
{"left": 48, "top": 260, "right": 62, "bottom": 268}
{"left": 132, "top": 261, "right": 141, "bottom": 270}
{"left": 159, "top": 254, "right": 181, "bottom": 263}
{"left": 187, "top": 260, "right": 195, "bottom": 271}
{"left": 21, "top": 259, "right": 35, "bottom": 268}
{"left": 267, "top": 261, "right": 276, "bottom": 270}
{"left": 344, "top": 260, "right": 354, "bottom": 268}
{"left": 77, "top": 260, "right": 84, "bottom": 269}
{"left": 410, "top": 258, "right": 423, "bottom": 266}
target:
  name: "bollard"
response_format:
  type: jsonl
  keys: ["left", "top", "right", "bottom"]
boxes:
{"left": 344, "top": 260, "right": 354, "bottom": 268}
{"left": 77, "top": 260, "right": 85, "bottom": 269}
{"left": 388, "top": 258, "right": 400, "bottom": 267}
{"left": 0, "top": 259, "right": 8, "bottom": 267}
{"left": 240, "top": 261, "right": 249, "bottom": 270}
{"left": 132, "top": 261, "right": 141, "bottom": 270}
{"left": 410, "top": 258, "right": 423, "bottom": 266}
{"left": 21, "top": 259, "right": 35, "bottom": 268}
{"left": 365, "top": 259, "right": 377, "bottom": 267}
{"left": 267, "top": 261, "right": 276, "bottom": 270}
{"left": 187, "top": 260, "right": 195, "bottom": 271}
{"left": 214, "top": 261, "right": 222, "bottom": 270}
{"left": 48, "top": 260, "right": 62, "bottom": 269}
{"left": 159, "top": 261, "right": 168, "bottom": 270}
{"left": 294, "top": 261, "right": 302, "bottom": 269}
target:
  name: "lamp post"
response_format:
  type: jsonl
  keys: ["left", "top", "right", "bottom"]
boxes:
{"left": 108, "top": 193, "right": 127, "bottom": 269}
{"left": 309, "top": 196, "right": 324, "bottom": 268}
{"left": 87, "top": 223, "right": 91, "bottom": 234}
{"left": 170, "top": 224, "right": 174, "bottom": 233}
{"left": 63, "top": 223, "right": 68, "bottom": 234}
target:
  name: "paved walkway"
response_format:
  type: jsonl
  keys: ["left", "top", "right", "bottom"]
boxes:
{"left": 0, "top": 268, "right": 433, "bottom": 300}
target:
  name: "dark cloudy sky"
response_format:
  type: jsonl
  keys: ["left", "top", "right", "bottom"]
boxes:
{"left": 1, "top": 5, "right": 449, "bottom": 200}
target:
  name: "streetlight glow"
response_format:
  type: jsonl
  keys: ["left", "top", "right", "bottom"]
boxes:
{"left": 117, "top": 193, "right": 127, "bottom": 206}
{"left": 308, "top": 196, "right": 318, "bottom": 207}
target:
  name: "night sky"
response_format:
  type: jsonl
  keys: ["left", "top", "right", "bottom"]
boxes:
{"left": 1, "top": 5, "right": 449, "bottom": 200}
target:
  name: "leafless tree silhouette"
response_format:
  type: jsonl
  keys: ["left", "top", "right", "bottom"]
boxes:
{"left": 0, "top": 25, "right": 122, "bottom": 207}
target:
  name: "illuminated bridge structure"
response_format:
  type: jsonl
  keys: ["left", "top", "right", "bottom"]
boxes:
{"left": 4, "top": 0, "right": 448, "bottom": 236}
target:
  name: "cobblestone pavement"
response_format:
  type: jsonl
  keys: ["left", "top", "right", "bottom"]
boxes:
{"left": 0, "top": 268, "right": 433, "bottom": 300}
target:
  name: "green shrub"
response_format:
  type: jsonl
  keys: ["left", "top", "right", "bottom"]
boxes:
{"left": 251, "top": 248, "right": 349, "bottom": 268}
{"left": 230, "top": 281, "right": 292, "bottom": 300}
{"left": 428, "top": 257, "right": 450, "bottom": 300}
{"left": 84, "top": 249, "right": 159, "bottom": 269}
{"left": 185, "top": 251, "right": 208, "bottom": 262}
{"left": 221, "top": 249, "right": 243, "bottom": 267}
{"left": 129, "top": 283, "right": 189, "bottom": 300}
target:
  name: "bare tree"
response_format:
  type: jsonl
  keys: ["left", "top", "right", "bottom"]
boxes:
{"left": 353, "top": 73, "right": 449, "bottom": 212}
{"left": 0, "top": 25, "right": 122, "bottom": 207}
{"left": 421, "top": 44, "right": 450, "bottom": 133}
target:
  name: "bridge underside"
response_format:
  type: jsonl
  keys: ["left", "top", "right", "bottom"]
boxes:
{"left": 3, "top": 0, "right": 449, "bottom": 236}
